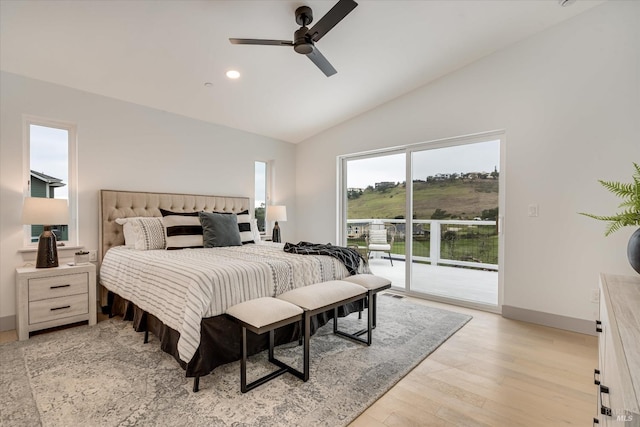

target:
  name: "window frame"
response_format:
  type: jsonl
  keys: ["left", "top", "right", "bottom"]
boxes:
{"left": 22, "top": 115, "right": 78, "bottom": 247}
{"left": 254, "top": 160, "right": 273, "bottom": 236}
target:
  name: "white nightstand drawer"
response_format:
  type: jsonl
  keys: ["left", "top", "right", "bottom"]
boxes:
{"left": 28, "top": 273, "right": 88, "bottom": 302}
{"left": 16, "top": 264, "right": 96, "bottom": 340}
{"left": 29, "top": 293, "right": 89, "bottom": 324}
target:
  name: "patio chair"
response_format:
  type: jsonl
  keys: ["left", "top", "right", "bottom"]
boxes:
{"left": 365, "top": 223, "right": 396, "bottom": 266}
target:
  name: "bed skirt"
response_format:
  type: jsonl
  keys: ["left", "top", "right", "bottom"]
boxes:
{"left": 105, "top": 293, "right": 362, "bottom": 378}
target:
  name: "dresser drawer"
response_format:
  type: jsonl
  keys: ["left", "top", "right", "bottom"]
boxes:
{"left": 29, "top": 293, "right": 89, "bottom": 325}
{"left": 28, "top": 273, "right": 88, "bottom": 302}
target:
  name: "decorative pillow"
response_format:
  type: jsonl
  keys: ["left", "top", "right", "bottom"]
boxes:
{"left": 369, "top": 229, "right": 388, "bottom": 244}
{"left": 199, "top": 212, "right": 242, "bottom": 248}
{"left": 160, "top": 209, "right": 203, "bottom": 250}
{"left": 115, "top": 217, "right": 137, "bottom": 247}
{"left": 251, "top": 219, "right": 262, "bottom": 243}
{"left": 236, "top": 210, "right": 255, "bottom": 244}
{"left": 115, "top": 217, "right": 166, "bottom": 250}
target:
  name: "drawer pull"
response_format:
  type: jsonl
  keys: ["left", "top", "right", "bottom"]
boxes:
{"left": 595, "top": 320, "right": 602, "bottom": 333}
{"left": 50, "top": 284, "right": 71, "bottom": 289}
{"left": 594, "top": 368, "right": 600, "bottom": 385}
{"left": 600, "top": 384, "right": 611, "bottom": 417}
{"left": 50, "top": 305, "right": 71, "bottom": 311}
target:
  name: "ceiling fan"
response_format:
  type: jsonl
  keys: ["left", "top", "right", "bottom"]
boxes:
{"left": 229, "top": 0, "right": 358, "bottom": 77}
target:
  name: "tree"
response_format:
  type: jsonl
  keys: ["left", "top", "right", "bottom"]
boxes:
{"left": 481, "top": 207, "right": 499, "bottom": 221}
{"left": 347, "top": 188, "right": 363, "bottom": 200}
{"left": 431, "top": 208, "right": 451, "bottom": 219}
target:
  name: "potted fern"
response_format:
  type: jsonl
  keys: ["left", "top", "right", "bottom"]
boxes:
{"left": 581, "top": 162, "right": 640, "bottom": 274}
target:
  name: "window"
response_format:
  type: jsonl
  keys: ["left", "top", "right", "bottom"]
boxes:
{"left": 254, "top": 161, "right": 267, "bottom": 233}
{"left": 24, "top": 117, "right": 77, "bottom": 246}
{"left": 339, "top": 131, "right": 504, "bottom": 310}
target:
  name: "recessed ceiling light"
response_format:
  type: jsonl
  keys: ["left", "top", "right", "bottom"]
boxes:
{"left": 204, "top": 82, "right": 213, "bottom": 87}
{"left": 226, "top": 70, "right": 241, "bottom": 79}
{"left": 558, "top": 0, "right": 576, "bottom": 6}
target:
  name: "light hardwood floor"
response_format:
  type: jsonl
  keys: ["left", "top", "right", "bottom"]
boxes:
{"left": 1, "top": 297, "right": 597, "bottom": 426}
{"left": 351, "top": 296, "right": 598, "bottom": 426}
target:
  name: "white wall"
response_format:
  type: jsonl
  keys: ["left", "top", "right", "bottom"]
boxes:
{"left": 0, "top": 72, "right": 296, "bottom": 328}
{"left": 295, "top": 1, "right": 639, "bottom": 326}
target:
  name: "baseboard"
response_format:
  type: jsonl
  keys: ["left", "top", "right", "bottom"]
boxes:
{"left": 0, "top": 315, "right": 16, "bottom": 332}
{"left": 502, "top": 305, "right": 596, "bottom": 336}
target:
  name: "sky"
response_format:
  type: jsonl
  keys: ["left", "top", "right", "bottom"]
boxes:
{"left": 30, "top": 125, "right": 69, "bottom": 199}
{"left": 347, "top": 140, "right": 500, "bottom": 188}
{"left": 255, "top": 161, "right": 266, "bottom": 206}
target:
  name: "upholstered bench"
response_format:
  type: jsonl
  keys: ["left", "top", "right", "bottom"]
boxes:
{"left": 277, "top": 280, "right": 368, "bottom": 381}
{"left": 342, "top": 274, "right": 392, "bottom": 342}
{"left": 226, "top": 297, "right": 306, "bottom": 393}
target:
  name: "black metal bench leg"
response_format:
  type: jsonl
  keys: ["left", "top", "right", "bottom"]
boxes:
{"left": 372, "top": 292, "right": 378, "bottom": 329}
{"left": 241, "top": 327, "right": 248, "bottom": 393}
{"left": 193, "top": 376, "right": 200, "bottom": 393}
{"left": 303, "top": 312, "right": 310, "bottom": 381}
{"left": 298, "top": 319, "right": 303, "bottom": 345}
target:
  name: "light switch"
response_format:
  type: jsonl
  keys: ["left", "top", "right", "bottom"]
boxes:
{"left": 528, "top": 204, "right": 539, "bottom": 217}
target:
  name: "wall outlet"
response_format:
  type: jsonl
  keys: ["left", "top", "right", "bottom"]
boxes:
{"left": 88, "top": 250, "right": 97, "bottom": 262}
{"left": 591, "top": 288, "right": 600, "bottom": 304}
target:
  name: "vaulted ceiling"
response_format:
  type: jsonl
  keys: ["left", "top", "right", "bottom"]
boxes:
{"left": 0, "top": 0, "right": 604, "bottom": 143}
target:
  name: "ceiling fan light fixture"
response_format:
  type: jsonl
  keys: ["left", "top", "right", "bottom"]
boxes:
{"left": 228, "top": 0, "right": 358, "bottom": 77}
{"left": 226, "top": 70, "right": 241, "bottom": 79}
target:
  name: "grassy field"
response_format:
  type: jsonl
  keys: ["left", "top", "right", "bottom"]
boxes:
{"left": 348, "top": 179, "right": 498, "bottom": 220}
{"left": 347, "top": 179, "right": 499, "bottom": 265}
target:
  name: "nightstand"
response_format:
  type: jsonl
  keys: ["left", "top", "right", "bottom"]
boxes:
{"left": 15, "top": 263, "right": 97, "bottom": 341}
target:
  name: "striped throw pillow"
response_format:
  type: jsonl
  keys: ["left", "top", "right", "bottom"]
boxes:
{"left": 115, "top": 217, "right": 166, "bottom": 250}
{"left": 236, "top": 210, "right": 254, "bottom": 244}
{"left": 160, "top": 209, "right": 203, "bottom": 250}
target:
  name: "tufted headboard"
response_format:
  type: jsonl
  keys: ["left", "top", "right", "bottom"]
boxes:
{"left": 99, "top": 189, "right": 250, "bottom": 261}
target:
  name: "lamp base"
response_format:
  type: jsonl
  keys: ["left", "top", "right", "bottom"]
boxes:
{"left": 36, "top": 227, "right": 59, "bottom": 268}
{"left": 272, "top": 222, "right": 281, "bottom": 243}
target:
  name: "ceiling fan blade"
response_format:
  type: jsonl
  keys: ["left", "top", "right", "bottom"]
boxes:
{"left": 307, "top": 0, "right": 358, "bottom": 42}
{"left": 306, "top": 45, "right": 337, "bottom": 77}
{"left": 229, "top": 38, "right": 293, "bottom": 46}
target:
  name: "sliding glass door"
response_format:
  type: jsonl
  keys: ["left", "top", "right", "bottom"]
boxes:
{"left": 345, "top": 153, "right": 406, "bottom": 288}
{"left": 340, "top": 133, "right": 503, "bottom": 311}
{"left": 410, "top": 140, "right": 500, "bottom": 307}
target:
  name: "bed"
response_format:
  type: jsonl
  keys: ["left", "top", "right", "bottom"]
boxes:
{"left": 98, "top": 189, "right": 367, "bottom": 387}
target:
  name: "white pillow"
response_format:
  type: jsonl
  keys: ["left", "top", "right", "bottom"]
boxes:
{"left": 115, "top": 217, "right": 166, "bottom": 250}
{"left": 251, "top": 219, "right": 262, "bottom": 243}
{"left": 115, "top": 217, "right": 136, "bottom": 247}
{"left": 368, "top": 229, "right": 388, "bottom": 244}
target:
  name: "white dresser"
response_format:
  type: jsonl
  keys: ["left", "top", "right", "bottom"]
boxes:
{"left": 595, "top": 274, "right": 640, "bottom": 426}
{"left": 15, "top": 263, "right": 97, "bottom": 340}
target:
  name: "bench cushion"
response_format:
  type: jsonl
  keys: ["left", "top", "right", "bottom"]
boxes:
{"left": 342, "top": 274, "right": 391, "bottom": 290}
{"left": 277, "top": 280, "right": 366, "bottom": 311}
{"left": 226, "top": 297, "right": 303, "bottom": 329}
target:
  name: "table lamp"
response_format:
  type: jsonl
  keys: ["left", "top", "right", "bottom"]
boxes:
{"left": 266, "top": 205, "right": 287, "bottom": 243}
{"left": 21, "top": 197, "right": 69, "bottom": 268}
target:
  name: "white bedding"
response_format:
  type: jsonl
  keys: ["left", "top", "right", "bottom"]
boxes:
{"left": 99, "top": 242, "right": 363, "bottom": 363}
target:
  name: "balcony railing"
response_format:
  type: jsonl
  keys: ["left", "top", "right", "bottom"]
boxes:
{"left": 347, "top": 218, "right": 498, "bottom": 271}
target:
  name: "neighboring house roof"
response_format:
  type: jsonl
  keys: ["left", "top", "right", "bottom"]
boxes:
{"left": 30, "top": 170, "right": 66, "bottom": 187}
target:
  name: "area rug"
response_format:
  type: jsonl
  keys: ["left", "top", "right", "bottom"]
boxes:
{"left": 0, "top": 295, "right": 471, "bottom": 427}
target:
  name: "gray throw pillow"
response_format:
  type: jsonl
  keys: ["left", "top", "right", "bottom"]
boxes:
{"left": 199, "top": 212, "right": 242, "bottom": 247}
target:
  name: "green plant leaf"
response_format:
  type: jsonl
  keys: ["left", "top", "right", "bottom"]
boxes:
{"left": 580, "top": 162, "right": 640, "bottom": 236}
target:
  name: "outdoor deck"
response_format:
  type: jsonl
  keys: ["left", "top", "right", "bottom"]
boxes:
{"left": 366, "top": 257, "right": 498, "bottom": 307}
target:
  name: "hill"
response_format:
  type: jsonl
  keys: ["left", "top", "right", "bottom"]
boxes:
{"left": 348, "top": 179, "right": 499, "bottom": 220}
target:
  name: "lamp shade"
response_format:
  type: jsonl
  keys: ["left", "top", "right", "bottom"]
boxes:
{"left": 21, "top": 197, "right": 69, "bottom": 225}
{"left": 266, "top": 205, "right": 287, "bottom": 222}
